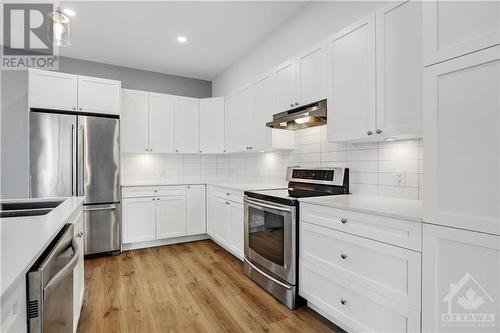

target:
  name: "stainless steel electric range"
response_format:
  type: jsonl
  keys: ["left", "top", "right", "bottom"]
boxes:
{"left": 243, "top": 166, "right": 349, "bottom": 309}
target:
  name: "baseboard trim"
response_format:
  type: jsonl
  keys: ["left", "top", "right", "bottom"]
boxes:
{"left": 122, "top": 234, "right": 210, "bottom": 251}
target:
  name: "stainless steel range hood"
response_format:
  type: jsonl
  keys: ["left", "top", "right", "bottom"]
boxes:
{"left": 266, "top": 99, "right": 327, "bottom": 130}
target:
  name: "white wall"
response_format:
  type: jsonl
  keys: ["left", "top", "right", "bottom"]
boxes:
{"left": 212, "top": 1, "right": 387, "bottom": 96}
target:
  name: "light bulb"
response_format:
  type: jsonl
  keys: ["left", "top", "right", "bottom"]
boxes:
{"left": 53, "top": 22, "right": 65, "bottom": 44}
{"left": 294, "top": 116, "right": 311, "bottom": 125}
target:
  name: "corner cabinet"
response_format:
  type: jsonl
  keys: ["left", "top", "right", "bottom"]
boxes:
{"left": 174, "top": 96, "right": 200, "bottom": 153}
{"left": 225, "top": 87, "right": 252, "bottom": 152}
{"left": 199, "top": 97, "right": 225, "bottom": 153}
{"left": 423, "top": 46, "right": 500, "bottom": 235}
{"left": 29, "top": 69, "right": 120, "bottom": 115}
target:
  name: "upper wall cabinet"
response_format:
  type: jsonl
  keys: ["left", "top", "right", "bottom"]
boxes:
{"left": 327, "top": 14, "right": 376, "bottom": 142}
{"left": 29, "top": 69, "right": 121, "bottom": 115}
{"left": 121, "top": 89, "right": 175, "bottom": 154}
{"left": 274, "top": 43, "right": 327, "bottom": 112}
{"left": 423, "top": 46, "right": 500, "bottom": 235}
{"left": 225, "top": 87, "right": 252, "bottom": 152}
{"left": 174, "top": 96, "right": 199, "bottom": 154}
{"left": 423, "top": 0, "right": 500, "bottom": 66}
{"left": 376, "top": 0, "right": 423, "bottom": 139}
{"left": 199, "top": 97, "right": 225, "bottom": 153}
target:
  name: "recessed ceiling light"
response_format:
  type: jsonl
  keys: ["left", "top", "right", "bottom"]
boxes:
{"left": 63, "top": 8, "right": 76, "bottom": 17}
{"left": 177, "top": 36, "right": 187, "bottom": 43}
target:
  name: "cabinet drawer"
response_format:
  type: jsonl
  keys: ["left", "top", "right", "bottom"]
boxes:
{"left": 122, "top": 185, "right": 185, "bottom": 198}
{"left": 300, "top": 222, "right": 421, "bottom": 310}
{"left": 212, "top": 187, "right": 243, "bottom": 204}
{"left": 300, "top": 203, "right": 421, "bottom": 251}
{"left": 300, "top": 261, "right": 420, "bottom": 333}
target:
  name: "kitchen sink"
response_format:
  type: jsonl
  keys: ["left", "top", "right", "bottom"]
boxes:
{"left": 0, "top": 200, "right": 63, "bottom": 218}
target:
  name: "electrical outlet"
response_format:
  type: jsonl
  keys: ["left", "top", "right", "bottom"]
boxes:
{"left": 394, "top": 172, "right": 406, "bottom": 186}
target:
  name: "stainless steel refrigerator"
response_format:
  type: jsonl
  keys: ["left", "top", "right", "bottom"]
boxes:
{"left": 29, "top": 110, "right": 121, "bottom": 256}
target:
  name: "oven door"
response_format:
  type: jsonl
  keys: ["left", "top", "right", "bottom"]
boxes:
{"left": 244, "top": 196, "right": 296, "bottom": 285}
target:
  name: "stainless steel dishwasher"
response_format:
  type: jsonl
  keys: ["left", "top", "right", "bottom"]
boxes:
{"left": 27, "top": 223, "right": 79, "bottom": 333}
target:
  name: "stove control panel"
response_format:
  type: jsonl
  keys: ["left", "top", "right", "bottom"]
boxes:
{"left": 286, "top": 167, "right": 346, "bottom": 186}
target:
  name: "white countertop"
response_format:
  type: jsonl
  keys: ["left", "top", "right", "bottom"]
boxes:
{"left": 121, "top": 179, "right": 286, "bottom": 192}
{"left": 1, "top": 196, "right": 84, "bottom": 298}
{"left": 299, "top": 194, "right": 422, "bottom": 222}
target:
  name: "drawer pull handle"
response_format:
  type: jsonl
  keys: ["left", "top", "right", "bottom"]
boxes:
{"left": 340, "top": 218, "right": 348, "bottom": 224}
{"left": 340, "top": 298, "right": 348, "bottom": 305}
{"left": 340, "top": 253, "right": 348, "bottom": 260}
{"left": 76, "top": 232, "right": 83, "bottom": 238}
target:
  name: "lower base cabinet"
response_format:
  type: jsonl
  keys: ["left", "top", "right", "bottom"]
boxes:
{"left": 422, "top": 224, "right": 500, "bottom": 333}
{"left": 73, "top": 210, "right": 84, "bottom": 333}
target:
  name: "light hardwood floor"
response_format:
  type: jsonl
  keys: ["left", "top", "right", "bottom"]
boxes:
{"left": 78, "top": 240, "right": 343, "bottom": 333}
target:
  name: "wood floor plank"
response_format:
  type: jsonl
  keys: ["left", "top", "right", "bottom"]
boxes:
{"left": 78, "top": 240, "right": 343, "bottom": 333}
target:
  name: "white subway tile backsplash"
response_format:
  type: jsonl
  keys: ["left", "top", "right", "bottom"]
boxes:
{"left": 121, "top": 126, "right": 423, "bottom": 200}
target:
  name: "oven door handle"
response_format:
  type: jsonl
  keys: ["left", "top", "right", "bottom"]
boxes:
{"left": 244, "top": 198, "right": 292, "bottom": 213}
{"left": 245, "top": 259, "right": 291, "bottom": 290}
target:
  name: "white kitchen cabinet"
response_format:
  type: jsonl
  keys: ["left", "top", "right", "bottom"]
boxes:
{"left": 29, "top": 69, "right": 78, "bottom": 111}
{"left": 77, "top": 75, "right": 121, "bottom": 115}
{"left": 250, "top": 73, "right": 275, "bottom": 150}
{"left": 156, "top": 195, "right": 187, "bottom": 239}
{"left": 327, "top": 14, "right": 376, "bottom": 142}
{"left": 199, "top": 97, "right": 225, "bottom": 153}
{"left": 422, "top": 224, "right": 500, "bottom": 333}
{"left": 376, "top": 1, "right": 422, "bottom": 140}
{"left": 228, "top": 202, "right": 244, "bottom": 258}
{"left": 295, "top": 42, "right": 327, "bottom": 106}
{"left": 174, "top": 96, "right": 199, "bottom": 153}
{"left": 149, "top": 92, "right": 175, "bottom": 153}
{"left": 225, "top": 87, "right": 251, "bottom": 152}
{"left": 423, "top": 46, "right": 500, "bottom": 235}
{"left": 122, "top": 197, "right": 156, "bottom": 243}
{"left": 423, "top": 0, "right": 500, "bottom": 66}
{"left": 274, "top": 60, "right": 296, "bottom": 112}
{"left": 121, "top": 89, "right": 149, "bottom": 153}
{"left": 72, "top": 210, "right": 84, "bottom": 333}
{"left": 186, "top": 185, "right": 206, "bottom": 235}
{"left": 212, "top": 195, "right": 231, "bottom": 246}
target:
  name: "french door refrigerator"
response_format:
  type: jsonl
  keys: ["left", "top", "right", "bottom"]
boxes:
{"left": 30, "top": 110, "right": 121, "bottom": 257}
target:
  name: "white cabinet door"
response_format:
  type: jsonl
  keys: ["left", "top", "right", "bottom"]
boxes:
{"left": 174, "top": 96, "right": 199, "bottom": 153}
{"left": 423, "top": 0, "right": 500, "bottom": 66}
{"left": 121, "top": 89, "right": 149, "bottom": 153}
{"left": 72, "top": 210, "right": 84, "bottom": 333}
{"left": 149, "top": 92, "right": 175, "bottom": 153}
{"left": 199, "top": 97, "right": 225, "bottom": 153}
{"left": 422, "top": 224, "right": 500, "bottom": 333}
{"left": 376, "top": 1, "right": 423, "bottom": 139}
{"left": 213, "top": 196, "right": 230, "bottom": 246}
{"left": 225, "top": 87, "right": 251, "bottom": 152}
{"left": 296, "top": 42, "right": 327, "bottom": 106}
{"left": 423, "top": 46, "right": 500, "bottom": 235}
{"left": 228, "top": 202, "right": 244, "bottom": 259}
{"left": 274, "top": 60, "right": 296, "bottom": 112}
{"left": 77, "top": 75, "right": 121, "bottom": 115}
{"left": 123, "top": 197, "right": 156, "bottom": 243}
{"left": 28, "top": 69, "right": 78, "bottom": 111}
{"left": 250, "top": 73, "right": 274, "bottom": 150}
{"left": 186, "top": 185, "right": 206, "bottom": 235}
{"left": 156, "top": 195, "right": 187, "bottom": 239}
{"left": 327, "top": 14, "right": 376, "bottom": 142}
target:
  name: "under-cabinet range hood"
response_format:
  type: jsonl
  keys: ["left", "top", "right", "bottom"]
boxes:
{"left": 266, "top": 99, "right": 327, "bottom": 130}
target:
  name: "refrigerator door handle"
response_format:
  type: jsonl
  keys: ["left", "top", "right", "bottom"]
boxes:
{"left": 78, "top": 123, "right": 85, "bottom": 197}
{"left": 71, "top": 124, "right": 75, "bottom": 196}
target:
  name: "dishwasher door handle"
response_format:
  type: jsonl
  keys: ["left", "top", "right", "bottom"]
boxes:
{"left": 43, "top": 239, "right": 79, "bottom": 301}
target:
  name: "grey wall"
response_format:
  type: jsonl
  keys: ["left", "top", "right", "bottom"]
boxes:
{"left": 0, "top": 57, "right": 211, "bottom": 199}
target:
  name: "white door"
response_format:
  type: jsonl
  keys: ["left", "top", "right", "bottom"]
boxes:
{"left": 122, "top": 197, "right": 156, "bottom": 243}
{"left": 225, "top": 87, "right": 251, "bottom": 152}
{"left": 423, "top": 0, "right": 500, "bottom": 66}
{"left": 174, "top": 96, "right": 199, "bottom": 153}
{"left": 250, "top": 73, "right": 274, "bottom": 150}
{"left": 296, "top": 42, "right": 327, "bottom": 106}
{"left": 199, "top": 97, "right": 225, "bottom": 153}
{"left": 213, "top": 196, "right": 230, "bottom": 246}
{"left": 156, "top": 195, "right": 187, "bottom": 239}
{"left": 28, "top": 69, "right": 78, "bottom": 111}
{"left": 77, "top": 75, "right": 121, "bottom": 115}
{"left": 121, "top": 89, "right": 149, "bottom": 153}
{"left": 327, "top": 14, "right": 376, "bottom": 142}
{"left": 149, "top": 92, "right": 175, "bottom": 153}
{"left": 72, "top": 210, "right": 84, "bottom": 333}
{"left": 274, "top": 60, "right": 296, "bottom": 112}
{"left": 186, "top": 185, "right": 206, "bottom": 235}
{"left": 376, "top": 1, "right": 423, "bottom": 139}
{"left": 422, "top": 224, "right": 500, "bottom": 333}
{"left": 423, "top": 46, "right": 500, "bottom": 235}
{"left": 228, "top": 202, "right": 244, "bottom": 259}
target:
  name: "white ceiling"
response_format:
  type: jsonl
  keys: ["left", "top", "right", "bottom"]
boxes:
{"left": 58, "top": 1, "right": 308, "bottom": 81}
